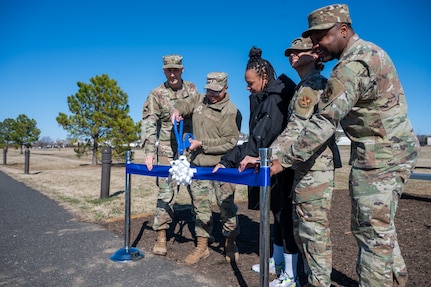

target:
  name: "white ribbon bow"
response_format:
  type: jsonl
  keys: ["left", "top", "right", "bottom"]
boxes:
{"left": 168, "top": 155, "right": 197, "bottom": 186}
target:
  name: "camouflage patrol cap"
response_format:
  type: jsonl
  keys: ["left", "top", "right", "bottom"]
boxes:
{"left": 204, "top": 72, "right": 228, "bottom": 91}
{"left": 302, "top": 4, "right": 352, "bottom": 38}
{"left": 284, "top": 37, "right": 313, "bottom": 56}
{"left": 162, "top": 54, "right": 183, "bottom": 69}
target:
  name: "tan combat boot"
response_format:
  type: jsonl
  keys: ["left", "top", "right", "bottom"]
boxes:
{"left": 225, "top": 237, "right": 239, "bottom": 263}
{"left": 184, "top": 237, "right": 210, "bottom": 265}
{"left": 393, "top": 271, "right": 408, "bottom": 287}
{"left": 152, "top": 230, "right": 167, "bottom": 256}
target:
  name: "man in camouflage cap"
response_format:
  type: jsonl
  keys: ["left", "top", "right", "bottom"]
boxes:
{"left": 302, "top": 4, "right": 351, "bottom": 38}
{"left": 204, "top": 72, "right": 228, "bottom": 91}
{"left": 240, "top": 4, "right": 420, "bottom": 287}
{"left": 274, "top": 35, "right": 342, "bottom": 287}
{"left": 170, "top": 71, "right": 242, "bottom": 265}
{"left": 141, "top": 54, "right": 199, "bottom": 256}
{"left": 162, "top": 54, "right": 184, "bottom": 69}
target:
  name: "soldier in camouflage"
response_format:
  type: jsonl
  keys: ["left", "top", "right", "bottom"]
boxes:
{"left": 240, "top": 4, "right": 420, "bottom": 287}
{"left": 268, "top": 36, "right": 342, "bottom": 287}
{"left": 170, "top": 72, "right": 242, "bottom": 265}
{"left": 141, "top": 54, "right": 199, "bottom": 256}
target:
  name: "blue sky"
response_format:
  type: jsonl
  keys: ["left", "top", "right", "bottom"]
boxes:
{"left": 1, "top": 0, "right": 430, "bottom": 140}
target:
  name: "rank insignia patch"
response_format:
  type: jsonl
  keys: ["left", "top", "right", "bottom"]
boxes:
{"left": 299, "top": 95, "right": 312, "bottom": 108}
{"left": 294, "top": 88, "right": 317, "bottom": 118}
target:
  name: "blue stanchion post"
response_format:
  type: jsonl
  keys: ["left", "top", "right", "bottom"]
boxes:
{"left": 259, "top": 148, "right": 271, "bottom": 287}
{"left": 110, "top": 150, "right": 145, "bottom": 262}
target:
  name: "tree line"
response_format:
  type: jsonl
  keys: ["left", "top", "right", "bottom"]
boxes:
{"left": 0, "top": 114, "right": 41, "bottom": 154}
{"left": 1, "top": 74, "right": 141, "bottom": 165}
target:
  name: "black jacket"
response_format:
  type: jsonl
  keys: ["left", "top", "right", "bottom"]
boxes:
{"left": 219, "top": 74, "right": 296, "bottom": 210}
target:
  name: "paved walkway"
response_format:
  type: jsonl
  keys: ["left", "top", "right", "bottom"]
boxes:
{"left": 0, "top": 171, "right": 222, "bottom": 287}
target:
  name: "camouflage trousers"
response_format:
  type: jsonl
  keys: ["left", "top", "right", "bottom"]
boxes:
{"left": 152, "top": 152, "right": 177, "bottom": 231}
{"left": 188, "top": 180, "right": 239, "bottom": 238}
{"left": 293, "top": 169, "right": 334, "bottom": 287}
{"left": 350, "top": 164, "right": 414, "bottom": 287}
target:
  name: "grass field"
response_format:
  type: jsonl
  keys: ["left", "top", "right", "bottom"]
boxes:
{"left": 1, "top": 145, "right": 429, "bottom": 223}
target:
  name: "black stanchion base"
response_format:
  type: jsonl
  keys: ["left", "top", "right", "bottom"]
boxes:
{"left": 110, "top": 247, "right": 145, "bottom": 262}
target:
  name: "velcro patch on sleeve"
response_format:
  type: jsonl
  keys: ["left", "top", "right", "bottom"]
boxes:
{"left": 294, "top": 87, "right": 318, "bottom": 118}
{"left": 319, "top": 77, "right": 345, "bottom": 109}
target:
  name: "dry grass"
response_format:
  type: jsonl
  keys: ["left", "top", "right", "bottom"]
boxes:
{"left": 1, "top": 145, "right": 429, "bottom": 223}
{"left": 0, "top": 148, "right": 247, "bottom": 222}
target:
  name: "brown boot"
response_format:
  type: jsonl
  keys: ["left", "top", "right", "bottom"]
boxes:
{"left": 152, "top": 230, "right": 167, "bottom": 256}
{"left": 184, "top": 237, "right": 210, "bottom": 265}
{"left": 225, "top": 237, "right": 239, "bottom": 263}
{"left": 393, "top": 271, "right": 408, "bottom": 287}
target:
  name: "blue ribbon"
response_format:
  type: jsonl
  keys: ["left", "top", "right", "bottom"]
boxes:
{"left": 126, "top": 163, "right": 270, "bottom": 187}
{"left": 173, "top": 119, "right": 194, "bottom": 155}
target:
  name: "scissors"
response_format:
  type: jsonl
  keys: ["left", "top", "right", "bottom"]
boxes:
{"left": 173, "top": 118, "right": 194, "bottom": 155}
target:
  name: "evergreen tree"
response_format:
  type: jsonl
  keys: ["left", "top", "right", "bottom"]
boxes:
{"left": 57, "top": 74, "right": 140, "bottom": 164}
{"left": 0, "top": 115, "right": 41, "bottom": 154}
{"left": 13, "top": 115, "right": 41, "bottom": 153}
{"left": 0, "top": 118, "right": 15, "bottom": 148}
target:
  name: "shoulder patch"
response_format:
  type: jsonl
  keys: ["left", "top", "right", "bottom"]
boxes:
{"left": 294, "top": 87, "right": 318, "bottom": 118}
{"left": 320, "top": 77, "right": 344, "bottom": 106}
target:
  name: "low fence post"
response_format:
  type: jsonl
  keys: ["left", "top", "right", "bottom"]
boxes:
{"left": 100, "top": 146, "right": 112, "bottom": 199}
{"left": 24, "top": 148, "right": 30, "bottom": 174}
{"left": 3, "top": 147, "right": 7, "bottom": 165}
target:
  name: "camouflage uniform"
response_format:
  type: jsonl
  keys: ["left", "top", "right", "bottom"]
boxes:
{"left": 272, "top": 61, "right": 341, "bottom": 285}
{"left": 141, "top": 55, "right": 199, "bottom": 231}
{"left": 272, "top": 5, "right": 421, "bottom": 287}
{"left": 173, "top": 72, "right": 241, "bottom": 239}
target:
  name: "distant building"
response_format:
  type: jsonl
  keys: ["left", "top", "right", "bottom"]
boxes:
{"left": 416, "top": 134, "right": 430, "bottom": 146}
